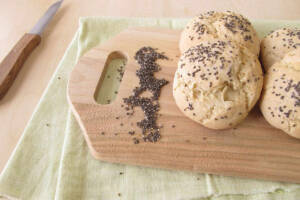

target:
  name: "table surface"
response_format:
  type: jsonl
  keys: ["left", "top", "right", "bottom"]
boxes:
{"left": 0, "top": 0, "right": 300, "bottom": 173}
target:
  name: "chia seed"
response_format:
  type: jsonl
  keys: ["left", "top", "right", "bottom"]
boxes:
{"left": 123, "top": 47, "right": 169, "bottom": 143}
{"left": 133, "top": 138, "right": 140, "bottom": 144}
{"left": 128, "top": 131, "right": 135, "bottom": 135}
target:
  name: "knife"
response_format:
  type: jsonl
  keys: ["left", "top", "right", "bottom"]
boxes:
{"left": 0, "top": 0, "right": 63, "bottom": 100}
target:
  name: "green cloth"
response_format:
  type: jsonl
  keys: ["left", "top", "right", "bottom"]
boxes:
{"left": 1, "top": 17, "right": 300, "bottom": 200}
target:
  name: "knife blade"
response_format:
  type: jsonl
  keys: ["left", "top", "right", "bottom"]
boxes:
{"left": 0, "top": 0, "right": 63, "bottom": 100}
{"left": 30, "top": 0, "right": 63, "bottom": 35}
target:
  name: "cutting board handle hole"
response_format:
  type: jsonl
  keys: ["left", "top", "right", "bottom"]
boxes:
{"left": 94, "top": 51, "right": 127, "bottom": 104}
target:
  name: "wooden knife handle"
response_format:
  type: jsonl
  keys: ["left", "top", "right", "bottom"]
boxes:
{"left": 0, "top": 33, "right": 41, "bottom": 99}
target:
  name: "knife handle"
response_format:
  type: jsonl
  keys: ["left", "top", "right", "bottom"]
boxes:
{"left": 0, "top": 33, "right": 41, "bottom": 100}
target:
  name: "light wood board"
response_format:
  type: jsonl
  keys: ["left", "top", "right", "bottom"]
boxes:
{"left": 68, "top": 27, "right": 300, "bottom": 183}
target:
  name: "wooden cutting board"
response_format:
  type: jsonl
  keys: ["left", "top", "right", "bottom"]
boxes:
{"left": 67, "top": 27, "right": 300, "bottom": 184}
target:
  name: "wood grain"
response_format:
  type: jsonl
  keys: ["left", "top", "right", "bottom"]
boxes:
{"left": 68, "top": 27, "right": 300, "bottom": 184}
{"left": 0, "top": 33, "right": 41, "bottom": 99}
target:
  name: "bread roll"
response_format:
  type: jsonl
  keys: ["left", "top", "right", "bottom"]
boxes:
{"left": 179, "top": 11, "right": 260, "bottom": 56}
{"left": 260, "top": 49, "right": 300, "bottom": 138}
{"left": 173, "top": 40, "right": 263, "bottom": 129}
{"left": 260, "top": 28, "right": 300, "bottom": 71}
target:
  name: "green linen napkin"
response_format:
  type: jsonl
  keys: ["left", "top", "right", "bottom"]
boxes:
{"left": 1, "top": 17, "right": 300, "bottom": 200}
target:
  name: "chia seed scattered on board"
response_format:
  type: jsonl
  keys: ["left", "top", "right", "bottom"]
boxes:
{"left": 128, "top": 131, "right": 135, "bottom": 135}
{"left": 122, "top": 47, "right": 169, "bottom": 143}
{"left": 133, "top": 138, "right": 140, "bottom": 144}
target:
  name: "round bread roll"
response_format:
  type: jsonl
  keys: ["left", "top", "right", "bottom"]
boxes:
{"left": 173, "top": 40, "right": 263, "bottom": 129}
{"left": 179, "top": 11, "right": 260, "bottom": 56}
{"left": 260, "top": 28, "right": 300, "bottom": 71}
{"left": 260, "top": 49, "right": 300, "bottom": 138}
